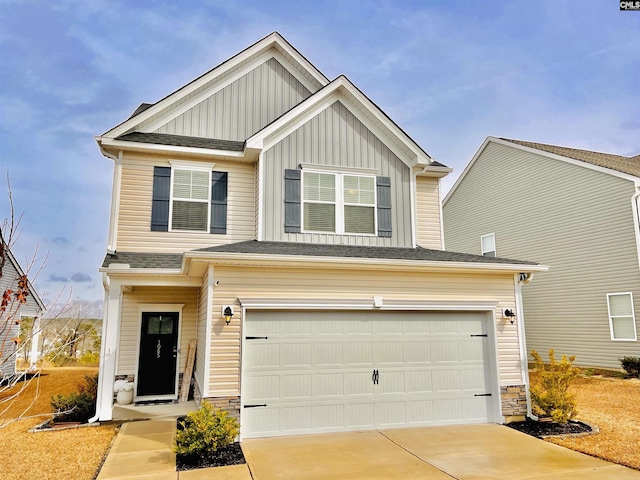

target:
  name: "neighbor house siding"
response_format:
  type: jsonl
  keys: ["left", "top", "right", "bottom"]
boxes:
{"left": 416, "top": 176, "right": 443, "bottom": 249}
{"left": 116, "top": 152, "right": 255, "bottom": 252}
{"left": 443, "top": 141, "right": 640, "bottom": 368}
{"left": 154, "top": 58, "right": 312, "bottom": 141}
{"left": 116, "top": 287, "right": 198, "bottom": 376}
{"left": 262, "top": 100, "right": 413, "bottom": 247}
{"left": 206, "top": 266, "right": 521, "bottom": 397}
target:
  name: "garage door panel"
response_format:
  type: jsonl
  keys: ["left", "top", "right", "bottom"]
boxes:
{"left": 242, "top": 310, "right": 497, "bottom": 438}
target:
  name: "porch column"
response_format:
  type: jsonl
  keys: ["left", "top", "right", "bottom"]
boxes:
{"left": 94, "top": 276, "right": 123, "bottom": 421}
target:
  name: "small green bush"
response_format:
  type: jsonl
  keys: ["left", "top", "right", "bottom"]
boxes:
{"left": 50, "top": 374, "right": 98, "bottom": 423}
{"left": 529, "top": 349, "right": 579, "bottom": 424}
{"left": 175, "top": 401, "right": 239, "bottom": 459}
{"left": 79, "top": 352, "right": 100, "bottom": 365}
{"left": 620, "top": 356, "right": 640, "bottom": 378}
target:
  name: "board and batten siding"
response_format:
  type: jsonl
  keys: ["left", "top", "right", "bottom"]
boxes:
{"left": 116, "top": 152, "right": 255, "bottom": 252}
{"left": 262, "top": 100, "right": 413, "bottom": 247}
{"left": 154, "top": 58, "right": 312, "bottom": 142}
{"left": 416, "top": 176, "right": 443, "bottom": 249}
{"left": 116, "top": 287, "right": 198, "bottom": 376}
{"left": 444, "top": 141, "right": 640, "bottom": 369}
{"left": 204, "top": 266, "right": 521, "bottom": 397}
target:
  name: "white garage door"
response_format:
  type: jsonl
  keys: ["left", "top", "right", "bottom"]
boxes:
{"left": 242, "top": 310, "right": 497, "bottom": 438}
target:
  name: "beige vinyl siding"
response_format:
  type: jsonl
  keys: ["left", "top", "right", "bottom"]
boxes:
{"left": 116, "top": 152, "right": 255, "bottom": 252}
{"left": 262, "top": 100, "right": 413, "bottom": 247}
{"left": 194, "top": 269, "right": 209, "bottom": 394}
{"left": 444, "top": 141, "right": 640, "bottom": 369}
{"left": 116, "top": 287, "right": 198, "bottom": 376}
{"left": 416, "top": 176, "right": 442, "bottom": 249}
{"left": 154, "top": 58, "right": 311, "bottom": 141}
{"left": 206, "top": 266, "right": 520, "bottom": 397}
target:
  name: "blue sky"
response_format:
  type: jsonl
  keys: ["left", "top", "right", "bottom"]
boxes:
{"left": 1, "top": 0, "right": 639, "bottom": 306}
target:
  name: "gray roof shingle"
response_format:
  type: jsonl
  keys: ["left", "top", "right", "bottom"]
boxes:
{"left": 501, "top": 138, "right": 640, "bottom": 178}
{"left": 115, "top": 132, "right": 245, "bottom": 152}
{"left": 192, "top": 240, "right": 539, "bottom": 266}
{"left": 102, "top": 252, "right": 183, "bottom": 269}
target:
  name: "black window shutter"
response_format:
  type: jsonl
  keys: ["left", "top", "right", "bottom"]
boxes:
{"left": 376, "top": 176, "right": 392, "bottom": 238}
{"left": 210, "top": 171, "right": 227, "bottom": 234}
{"left": 284, "top": 169, "right": 301, "bottom": 233}
{"left": 151, "top": 166, "right": 171, "bottom": 231}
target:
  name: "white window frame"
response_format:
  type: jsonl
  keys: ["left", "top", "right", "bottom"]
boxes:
{"left": 167, "top": 160, "right": 215, "bottom": 233}
{"left": 607, "top": 292, "right": 638, "bottom": 341}
{"left": 481, "top": 233, "right": 496, "bottom": 257}
{"left": 301, "top": 169, "right": 377, "bottom": 236}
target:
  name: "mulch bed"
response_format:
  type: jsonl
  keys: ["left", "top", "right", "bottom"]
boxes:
{"left": 507, "top": 417, "right": 592, "bottom": 439}
{"left": 176, "top": 443, "right": 245, "bottom": 471}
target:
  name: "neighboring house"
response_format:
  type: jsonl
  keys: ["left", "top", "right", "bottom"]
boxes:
{"left": 94, "top": 33, "right": 546, "bottom": 438}
{"left": 0, "top": 234, "right": 45, "bottom": 378}
{"left": 443, "top": 136, "right": 640, "bottom": 370}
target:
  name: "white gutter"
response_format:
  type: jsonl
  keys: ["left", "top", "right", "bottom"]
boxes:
{"left": 515, "top": 272, "right": 535, "bottom": 420}
{"left": 99, "top": 146, "right": 123, "bottom": 253}
{"left": 631, "top": 184, "right": 640, "bottom": 272}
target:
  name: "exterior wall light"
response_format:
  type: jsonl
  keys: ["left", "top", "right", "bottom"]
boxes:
{"left": 222, "top": 305, "right": 234, "bottom": 325}
{"left": 503, "top": 308, "right": 516, "bottom": 324}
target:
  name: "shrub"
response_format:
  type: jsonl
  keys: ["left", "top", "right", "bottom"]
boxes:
{"left": 620, "top": 356, "right": 640, "bottom": 378}
{"left": 79, "top": 352, "right": 100, "bottom": 365}
{"left": 175, "top": 401, "right": 239, "bottom": 460}
{"left": 529, "top": 349, "right": 579, "bottom": 424}
{"left": 50, "top": 374, "right": 98, "bottom": 423}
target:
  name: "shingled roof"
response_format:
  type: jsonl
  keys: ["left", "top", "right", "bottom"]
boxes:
{"left": 193, "top": 240, "right": 539, "bottom": 266}
{"left": 501, "top": 138, "right": 640, "bottom": 178}
{"left": 115, "top": 132, "right": 245, "bottom": 152}
{"left": 102, "top": 252, "right": 183, "bottom": 269}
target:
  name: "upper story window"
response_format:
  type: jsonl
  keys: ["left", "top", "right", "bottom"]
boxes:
{"left": 302, "top": 171, "right": 376, "bottom": 235}
{"left": 171, "top": 169, "right": 210, "bottom": 231}
{"left": 151, "top": 162, "right": 227, "bottom": 234}
{"left": 284, "top": 168, "right": 391, "bottom": 238}
{"left": 481, "top": 233, "right": 496, "bottom": 257}
{"left": 607, "top": 292, "right": 637, "bottom": 341}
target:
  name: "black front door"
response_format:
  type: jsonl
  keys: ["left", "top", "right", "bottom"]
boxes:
{"left": 137, "top": 312, "right": 179, "bottom": 397}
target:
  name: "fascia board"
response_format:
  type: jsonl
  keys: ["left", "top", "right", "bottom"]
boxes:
{"left": 184, "top": 251, "right": 549, "bottom": 274}
{"left": 99, "top": 137, "right": 247, "bottom": 159}
{"left": 102, "top": 33, "right": 328, "bottom": 139}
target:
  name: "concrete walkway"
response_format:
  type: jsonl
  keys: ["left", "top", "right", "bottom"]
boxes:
{"left": 97, "top": 421, "right": 640, "bottom": 480}
{"left": 96, "top": 419, "right": 251, "bottom": 480}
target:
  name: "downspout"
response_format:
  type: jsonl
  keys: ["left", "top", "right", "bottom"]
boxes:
{"left": 630, "top": 185, "right": 640, "bottom": 272}
{"left": 515, "top": 272, "right": 536, "bottom": 419}
{"left": 100, "top": 147, "right": 123, "bottom": 254}
{"left": 89, "top": 272, "right": 111, "bottom": 423}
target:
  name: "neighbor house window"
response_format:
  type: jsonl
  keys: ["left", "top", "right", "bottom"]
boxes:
{"left": 481, "top": 233, "right": 496, "bottom": 257}
{"left": 607, "top": 292, "right": 637, "bottom": 341}
{"left": 302, "top": 171, "right": 376, "bottom": 235}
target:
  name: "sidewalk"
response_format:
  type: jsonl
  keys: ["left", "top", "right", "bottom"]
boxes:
{"left": 97, "top": 419, "right": 251, "bottom": 480}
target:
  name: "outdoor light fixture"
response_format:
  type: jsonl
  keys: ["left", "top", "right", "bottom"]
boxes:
{"left": 503, "top": 308, "right": 516, "bottom": 324}
{"left": 222, "top": 306, "right": 234, "bottom": 325}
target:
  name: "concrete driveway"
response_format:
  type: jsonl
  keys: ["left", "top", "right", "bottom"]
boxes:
{"left": 241, "top": 424, "right": 640, "bottom": 480}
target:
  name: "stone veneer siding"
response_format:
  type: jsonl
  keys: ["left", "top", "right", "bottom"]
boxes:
{"left": 200, "top": 396, "right": 241, "bottom": 421}
{"left": 501, "top": 385, "right": 527, "bottom": 419}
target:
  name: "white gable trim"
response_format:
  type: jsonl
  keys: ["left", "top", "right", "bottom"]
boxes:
{"left": 444, "top": 136, "right": 639, "bottom": 205}
{"left": 246, "top": 76, "right": 432, "bottom": 169}
{"left": 103, "top": 32, "right": 329, "bottom": 139}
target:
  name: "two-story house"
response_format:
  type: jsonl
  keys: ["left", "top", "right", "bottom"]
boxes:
{"left": 94, "top": 33, "right": 546, "bottom": 439}
{"left": 443, "top": 136, "right": 640, "bottom": 370}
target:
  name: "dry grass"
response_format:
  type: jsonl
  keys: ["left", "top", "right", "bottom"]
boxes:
{"left": 0, "top": 367, "right": 117, "bottom": 480}
{"left": 547, "top": 375, "right": 640, "bottom": 470}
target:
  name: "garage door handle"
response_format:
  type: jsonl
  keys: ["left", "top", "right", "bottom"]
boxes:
{"left": 246, "top": 336, "right": 269, "bottom": 340}
{"left": 372, "top": 369, "right": 379, "bottom": 385}
{"left": 474, "top": 393, "right": 492, "bottom": 397}
{"left": 470, "top": 334, "right": 488, "bottom": 337}
{"left": 244, "top": 404, "right": 267, "bottom": 408}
